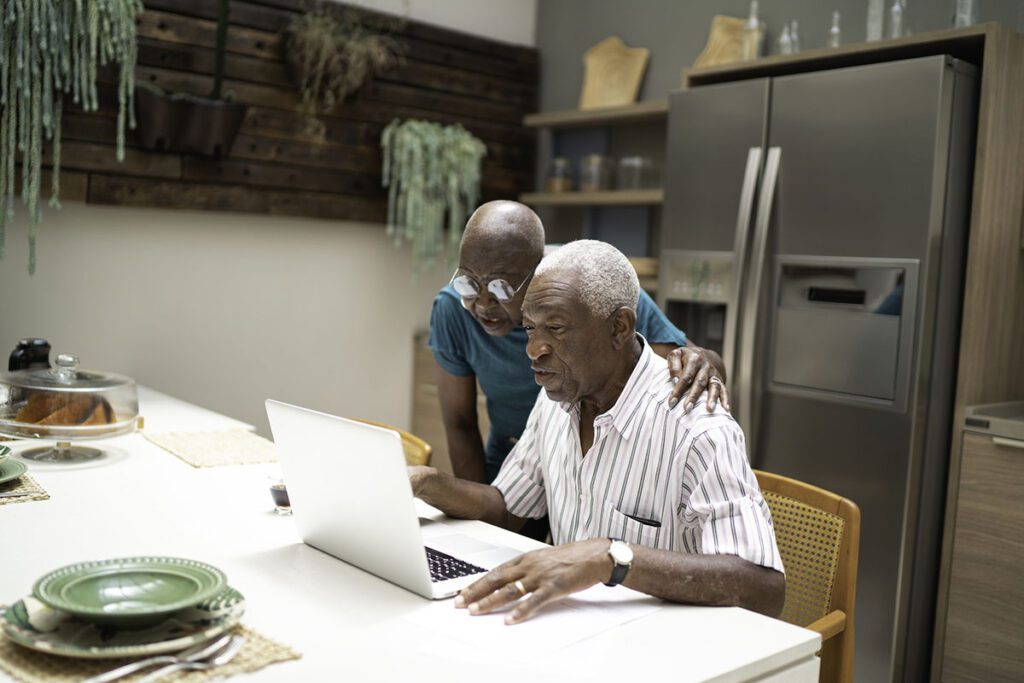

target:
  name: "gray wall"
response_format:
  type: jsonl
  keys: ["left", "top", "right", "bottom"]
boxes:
{"left": 536, "top": 0, "right": 1023, "bottom": 111}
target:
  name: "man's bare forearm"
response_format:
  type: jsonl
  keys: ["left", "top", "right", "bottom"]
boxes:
{"left": 625, "top": 546, "right": 785, "bottom": 617}
{"left": 411, "top": 467, "right": 518, "bottom": 530}
{"left": 445, "top": 425, "right": 487, "bottom": 483}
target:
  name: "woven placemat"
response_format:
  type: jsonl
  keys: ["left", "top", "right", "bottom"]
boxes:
{"left": 0, "top": 624, "right": 300, "bottom": 682}
{"left": 143, "top": 430, "right": 277, "bottom": 468}
{"left": 0, "top": 473, "right": 49, "bottom": 506}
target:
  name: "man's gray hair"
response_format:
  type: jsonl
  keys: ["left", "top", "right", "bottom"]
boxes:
{"left": 535, "top": 240, "right": 639, "bottom": 318}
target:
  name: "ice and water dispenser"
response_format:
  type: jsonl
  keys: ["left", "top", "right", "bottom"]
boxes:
{"left": 659, "top": 250, "right": 919, "bottom": 407}
{"left": 770, "top": 259, "right": 918, "bottom": 404}
{"left": 657, "top": 250, "right": 733, "bottom": 358}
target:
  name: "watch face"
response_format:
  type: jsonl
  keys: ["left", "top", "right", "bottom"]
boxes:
{"left": 610, "top": 541, "right": 633, "bottom": 565}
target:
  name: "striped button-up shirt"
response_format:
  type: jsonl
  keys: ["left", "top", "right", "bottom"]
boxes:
{"left": 492, "top": 338, "right": 784, "bottom": 573}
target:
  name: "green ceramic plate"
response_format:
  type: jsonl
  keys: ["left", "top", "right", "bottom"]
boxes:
{"left": 0, "top": 586, "right": 245, "bottom": 659}
{"left": 32, "top": 557, "right": 227, "bottom": 627}
{"left": 0, "top": 458, "right": 27, "bottom": 486}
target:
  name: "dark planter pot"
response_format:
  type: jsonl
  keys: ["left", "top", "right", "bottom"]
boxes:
{"left": 175, "top": 95, "right": 247, "bottom": 158}
{"left": 134, "top": 84, "right": 188, "bottom": 152}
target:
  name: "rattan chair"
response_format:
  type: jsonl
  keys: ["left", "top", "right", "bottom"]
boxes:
{"left": 351, "top": 419, "right": 432, "bottom": 467}
{"left": 755, "top": 470, "right": 860, "bottom": 683}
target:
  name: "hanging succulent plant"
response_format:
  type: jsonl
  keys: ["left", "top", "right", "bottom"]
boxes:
{"left": 0, "top": 0, "right": 142, "bottom": 274}
{"left": 381, "top": 119, "right": 487, "bottom": 272}
{"left": 285, "top": 5, "right": 403, "bottom": 137}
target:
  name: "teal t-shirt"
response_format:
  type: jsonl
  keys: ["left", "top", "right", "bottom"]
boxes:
{"left": 428, "top": 285, "right": 686, "bottom": 480}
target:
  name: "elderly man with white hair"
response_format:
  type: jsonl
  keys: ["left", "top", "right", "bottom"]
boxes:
{"left": 409, "top": 240, "right": 785, "bottom": 624}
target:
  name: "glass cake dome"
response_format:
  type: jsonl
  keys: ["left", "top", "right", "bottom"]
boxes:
{"left": 0, "top": 354, "right": 139, "bottom": 461}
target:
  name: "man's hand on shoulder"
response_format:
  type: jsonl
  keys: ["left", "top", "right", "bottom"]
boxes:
{"left": 665, "top": 344, "right": 729, "bottom": 413}
{"left": 454, "top": 538, "right": 612, "bottom": 624}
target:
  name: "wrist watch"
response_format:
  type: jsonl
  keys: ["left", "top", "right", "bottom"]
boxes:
{"left": 604, "top": 538, "right": 634, "bottom": 587}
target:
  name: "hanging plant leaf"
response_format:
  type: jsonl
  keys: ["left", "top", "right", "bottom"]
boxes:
{"left": 0, "top": 0, "right": 142, "bottom": 274}
{"left": 381, "top": 119, "right": 487, "bottom": 273}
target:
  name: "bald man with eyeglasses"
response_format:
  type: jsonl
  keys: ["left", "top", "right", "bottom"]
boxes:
{"left": 428, "top": 201, "right": 728, "bottom": 494}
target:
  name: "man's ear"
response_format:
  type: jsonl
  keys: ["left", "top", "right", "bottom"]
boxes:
{"left": 609, "top": 307, "right": 637, "bottom": 349}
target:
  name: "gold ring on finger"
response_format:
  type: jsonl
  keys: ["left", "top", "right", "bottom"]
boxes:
{"left": 513, "top": 579, "right": 527, "bottom": 597}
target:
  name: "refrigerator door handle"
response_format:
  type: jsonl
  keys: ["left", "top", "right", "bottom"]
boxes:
{"left": 737, "top": 146, "right": 781, "bottom": 457}
{"left": 722, "top": 147, "right": 763, "bottom": 394}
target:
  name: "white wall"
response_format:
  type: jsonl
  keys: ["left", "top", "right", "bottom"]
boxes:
{"left": 0, "top": 203, "right": 449, "bottom": 436}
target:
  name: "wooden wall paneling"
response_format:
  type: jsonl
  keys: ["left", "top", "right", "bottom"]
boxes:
{"left": 135, "top": 38, "right": 292, "bottom": 88}
{"left": 932, "top": 24, "right": 1024, "bottom": 679}
{"left": 136, "top": 10, "right": 282, "bottom": 60}
{"left": 12, "top": 171, "right": 89, "bottom": 204}
{"left": 229, "top": 135, "right": 380, "bottom": 174}
{"left": 87, "top": 174, "right": 386, "bottom": 223}
{"left": 143, "top": 0, "right": 292, "bottom": 33}
{"left": 57, "top": 141, "right": 182, "bottom": 179}
{"left": 181, "top": 157, "right": 382, "bottom": 197}
{"left": 50, "top": 0, "right": 536, "bottom": 224}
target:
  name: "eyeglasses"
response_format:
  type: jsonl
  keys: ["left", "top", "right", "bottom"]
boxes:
{"left": 450, "top": 269, "right": 532, "bottom": 303}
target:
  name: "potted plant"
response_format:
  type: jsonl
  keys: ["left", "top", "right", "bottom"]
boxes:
{"left": 0, "top": 0, "right": 142, "bottom": 274}
{"left": 135, "top": 0, "right": 247, "bottom": 157}
{"left": 284, "top": 5, "right": 403, "bottom": 137}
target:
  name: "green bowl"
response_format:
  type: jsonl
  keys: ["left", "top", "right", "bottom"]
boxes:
{"left": 33, "top": 557, "right": 227, "bottom": 628}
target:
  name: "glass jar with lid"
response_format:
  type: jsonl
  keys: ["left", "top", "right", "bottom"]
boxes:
{"left": 545, "top": 157, "right": 573, "bottom": 193}
{"left": 579, "top": 154, "right": 612, "bottom": 192}
{"left": 0, "top": 354, "right": 139, "bottom": 461}
{"left": 617, "top": 156, "right": 657, "bottom": 190}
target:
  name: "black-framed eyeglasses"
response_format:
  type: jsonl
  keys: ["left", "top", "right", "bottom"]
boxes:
{"left": 450, "top": 268, "right": 532, "bottom": 303}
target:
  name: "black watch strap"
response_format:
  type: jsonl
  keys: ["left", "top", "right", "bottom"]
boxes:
{"left": 604, "top": 537, "right": 631, "bottom": 587}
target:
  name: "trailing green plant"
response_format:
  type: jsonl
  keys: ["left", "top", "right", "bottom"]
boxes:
{"left": 381, "top": 119, "right": 487, "bottom": 272}
{"left": 285, "top": 5, "right": 403, "bottom": 137}
{"left": 0, "top": 0, "right": 142, "bottom": 274}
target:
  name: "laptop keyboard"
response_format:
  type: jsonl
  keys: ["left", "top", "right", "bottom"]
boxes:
{"left": 425, "top": 546, "right": 485, "bottom": 583}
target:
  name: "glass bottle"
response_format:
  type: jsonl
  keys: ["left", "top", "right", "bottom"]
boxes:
{"left": 777, "top": 24, "right": 793, "bottom": 55}
{"left": 890, "top": 0, "right": 904, "bottom": 39}
{"left": 742, "top": 1, "right": 763, "bottom": 60}
{"left": 828, "top": 11, "right": 842, "bottom": 48}
{"left": 790, "top": 20, "right": 801, "bottom": 53}
{"left": 954, "top": 0, "right": 977, "bottom": 27}
{"left": 866, "top": 0, "right": 885, "bottom": 40}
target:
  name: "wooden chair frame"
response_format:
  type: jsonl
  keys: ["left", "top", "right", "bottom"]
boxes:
{"left": 352, "top": 418, "right": 432, "bottom": 467}
{"left": 755, "top": 470, "right": 861, "bottom": 683}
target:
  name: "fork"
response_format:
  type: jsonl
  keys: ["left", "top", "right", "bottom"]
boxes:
{"left": 136, "top": 635, "right": 246, "bottom": 683}
{"left": 82, "top": 634, "right": 233, "bottom": 683}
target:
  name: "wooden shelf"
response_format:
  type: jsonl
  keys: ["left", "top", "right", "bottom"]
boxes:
{"left": 684, "top": 24, "right": 989, "bottom": 87}
{"left": 523, "top": 100, "right": 667, "bottom": 128}
{"left": 520, "top": 189, "right": 663, "bottom": 206}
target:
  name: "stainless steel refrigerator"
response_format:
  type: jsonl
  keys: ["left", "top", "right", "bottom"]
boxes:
{"left": 658, "top": 56, "right": 977, "bottom": 682}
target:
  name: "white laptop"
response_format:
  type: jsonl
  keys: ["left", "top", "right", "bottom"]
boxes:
{"left": 265, "top": 399, "right": 522, "bottom": 599}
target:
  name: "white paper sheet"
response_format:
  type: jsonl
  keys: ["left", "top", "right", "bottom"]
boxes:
{"left": 402, "top": 585, "right": 661, "bottom": 656}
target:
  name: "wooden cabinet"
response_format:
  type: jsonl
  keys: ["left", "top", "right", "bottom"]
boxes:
{"left": 940, "top": 431, "right": 1024, "bottom": 681}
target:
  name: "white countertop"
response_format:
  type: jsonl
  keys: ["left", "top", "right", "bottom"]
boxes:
{"left": 1, "top": 389, "right": 820, "bottom": 682}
